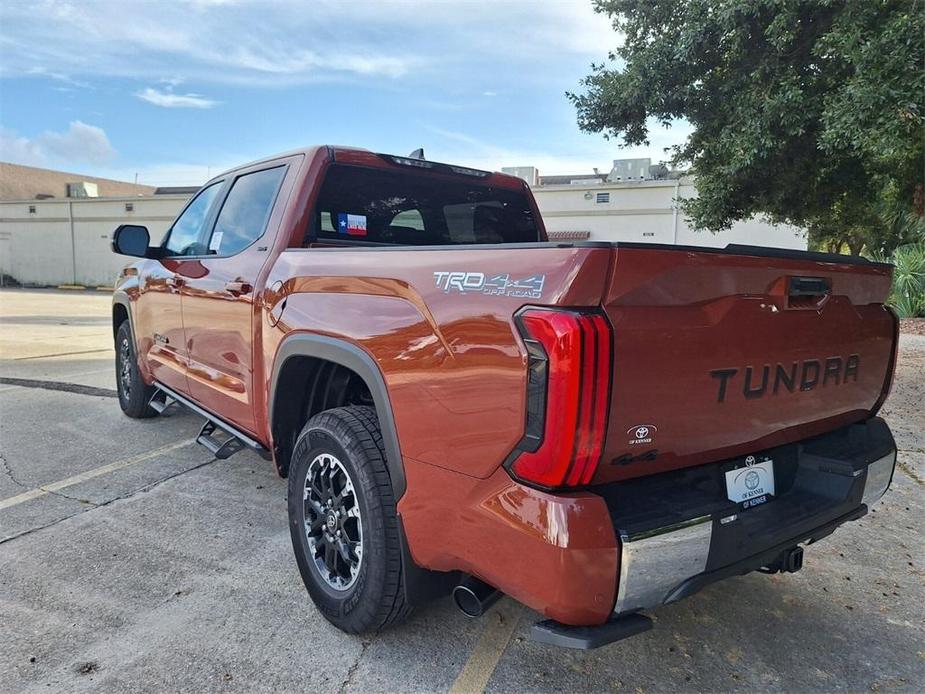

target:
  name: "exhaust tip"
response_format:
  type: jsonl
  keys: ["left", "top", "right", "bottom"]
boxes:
{"left": 453, "top": 585, "right": 485, "bottom": 618}
{"left": 452, "top": 578, "right": 501, "bottom": 618}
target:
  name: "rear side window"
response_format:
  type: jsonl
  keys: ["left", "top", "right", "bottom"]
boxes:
{"left": 164, "top": 181, "right": 222, "bottom": 256}
{"left": 208, "top": 166, "right": 286, "bottom": 255}
{"left": 311, "top": 165, "right": 539, "bottom": 245}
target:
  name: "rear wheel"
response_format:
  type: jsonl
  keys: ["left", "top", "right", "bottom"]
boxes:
{"left": 288, "top": 405, "right": 411, "bottom": 633}
{"left": 115, "top": 320, "right": 157, "bottom": 418}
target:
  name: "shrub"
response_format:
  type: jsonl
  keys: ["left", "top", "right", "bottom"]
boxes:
{"left": 889, "top": 242, "right": 925, "bottom": 318}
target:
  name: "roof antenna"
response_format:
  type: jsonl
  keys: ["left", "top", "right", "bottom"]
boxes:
{"left": 408, "top": 148, "right": 425, "bottom": 160}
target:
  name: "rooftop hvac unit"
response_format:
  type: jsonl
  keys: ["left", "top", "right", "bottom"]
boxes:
{"left": 607, "top": 158, "right": 651, "bottom": 182}
{"left": 66, "top": 181, "right": 99, "bottom": 198}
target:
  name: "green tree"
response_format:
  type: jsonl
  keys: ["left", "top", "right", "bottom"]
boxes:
{"left": 569, "top": 0, "right": 924, "bottom": 252}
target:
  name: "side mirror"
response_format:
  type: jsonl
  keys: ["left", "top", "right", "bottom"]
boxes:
{"left": 112, "top": 224, "right": 151, "bottom": 257}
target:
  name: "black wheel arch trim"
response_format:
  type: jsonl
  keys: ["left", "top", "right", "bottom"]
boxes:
{"left": 270, "top": 333, "right": 407, "bottom": 499}
{"left": 112, "top": 291, "right": 135, "bottom": 342}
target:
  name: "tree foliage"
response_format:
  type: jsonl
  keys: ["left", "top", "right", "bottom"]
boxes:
{"left": 569, "top": 0, "right": 924, "bottom": 252}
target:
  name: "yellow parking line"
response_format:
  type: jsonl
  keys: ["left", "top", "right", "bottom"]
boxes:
{"left": 449, "top": 602, "right": 522, "bottom": 694}
{"left": 0, "top": 439, "right": 193, "bottom": 511}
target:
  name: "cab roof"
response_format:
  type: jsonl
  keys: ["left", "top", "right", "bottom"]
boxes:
{"left": 214, "top": 145, "right": 529, "bottom": 192}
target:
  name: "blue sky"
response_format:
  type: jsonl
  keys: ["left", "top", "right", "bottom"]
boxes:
{"left": 0, "top": 0, "right": 689, "bottom": 186}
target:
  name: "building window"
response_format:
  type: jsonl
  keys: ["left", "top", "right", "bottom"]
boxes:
{"left": 125, "top": 202, "right": 134, "bottom": 212}
{"left": 28, "top": 205, "right": 36, "bottom": 214}
{"left": 595, "top": 192, "right": 609, "bottom": 204}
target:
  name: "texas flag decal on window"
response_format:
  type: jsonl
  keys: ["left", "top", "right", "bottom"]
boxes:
{"left": 337, "top": 212, "right": 367, "bottom": 237}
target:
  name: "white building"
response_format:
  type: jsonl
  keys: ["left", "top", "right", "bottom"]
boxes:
{"left": 506, "top": 161, "right": 806, "bottom": 250}
{"left": 0, "top": 194, "right": 189, "bottom": 287}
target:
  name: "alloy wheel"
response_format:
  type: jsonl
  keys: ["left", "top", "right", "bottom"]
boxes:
{"left": 303, "top": 452, "right": 363, "bottom": 590}
{"left": 119, "top": 337, "right": 133, "bottom": 398}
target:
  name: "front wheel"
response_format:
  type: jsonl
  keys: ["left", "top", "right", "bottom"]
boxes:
{"left": 287, "top": 406, "right": 411, "bottom": 633}
{"left": 115, "top": 320, "right": 157, "bottom": 418}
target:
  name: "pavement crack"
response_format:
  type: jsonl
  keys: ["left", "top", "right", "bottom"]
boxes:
{"left": 42, "top": 487, "right": 99, "bottom": 507}
{"left": 0, "top": 451, "right": 28, "bottom": 489}
{"left": 0, "top": 377, "right": 117, "bottom": 399}
{"left": 0, "top": 456, "right": 218, "bottom": 547}
{"left": 338, "top": 638, "right": 370, "bottom": 694}
{"left": 896, "top": 460, "right": 924, "bottom": 486}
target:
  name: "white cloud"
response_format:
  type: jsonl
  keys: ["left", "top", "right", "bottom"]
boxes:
{"left": 0, "top": 131, "right": 230, "bottom": 186}
{"left": 24, "top": 66, "right": 90, "bottom": 88}
{"left": 0, "top": 121, "right": 116, "bottom": 167}
{"left": 0, "top": 0, "right": 614, "bottom": 87}
{"left": 0, "top": 128, "right": 42, "bottom": 167}
{"left": 40, "top": 121, "right": 115, "bottom": 163}
{"left": 0, "top": 1, "right": 420, "bottom": 86}
{"left": 422, "top": 121, "right": 693, "bottom": 176}
{"left": 135, "top": 87, "right": 218, "bottom": 109}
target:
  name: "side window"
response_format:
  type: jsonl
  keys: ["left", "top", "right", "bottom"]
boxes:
{"left": 164, "top": 182, "right": 222, "bottom": 256}
{"left": 390, "top": 209, "right": 425, "bottom": 231}
{"left": 207, "top": 166, "right": 286, "bottom": 256}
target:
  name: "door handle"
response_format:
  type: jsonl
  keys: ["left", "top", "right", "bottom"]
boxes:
{"left": 225, "top": 280, "right": 252, "bottom": 296}
{"left": 165, "top": 276, "right": 184, "bottom": 289}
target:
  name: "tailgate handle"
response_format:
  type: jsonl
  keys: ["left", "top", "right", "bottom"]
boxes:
{"left": 786, "top": 276, "right": 830, "bottom": 309}
{"left": 788, "top": 276, "right": 830, "bottom": 297}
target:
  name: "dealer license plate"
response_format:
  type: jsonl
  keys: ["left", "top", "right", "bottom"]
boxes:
{"left": 725, "top": 457, "right": 776, "bottom": 507}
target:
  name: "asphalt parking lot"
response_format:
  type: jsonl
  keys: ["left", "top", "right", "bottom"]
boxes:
{"left": 1, "top": 288, "right": 923, "bottom": 693}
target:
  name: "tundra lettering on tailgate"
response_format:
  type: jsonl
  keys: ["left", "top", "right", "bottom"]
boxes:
{"left": 711, "top": 355, "right": 860, "bottom": 403}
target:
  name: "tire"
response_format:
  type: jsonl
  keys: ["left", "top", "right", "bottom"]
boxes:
{"left": 288, "top": 405, "right": 412, "bottom": 634}
{"left": 115, "top": 320, "right": 157, "bottom": 418}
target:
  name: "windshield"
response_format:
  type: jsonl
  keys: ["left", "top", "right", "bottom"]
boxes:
{"left": 310, "top": 164, "right": 540, "bottom": 245}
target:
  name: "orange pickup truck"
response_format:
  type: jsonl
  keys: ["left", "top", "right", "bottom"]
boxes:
{"left": 111, "top": 146, "right": 898, "bottom": 649}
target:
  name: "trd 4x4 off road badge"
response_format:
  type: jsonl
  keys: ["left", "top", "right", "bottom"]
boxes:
{"left": 433, "top": 271, "right": 545, "bottom": 299}
{"left": 627, "top": 424, "right": 657, "bottom": 445}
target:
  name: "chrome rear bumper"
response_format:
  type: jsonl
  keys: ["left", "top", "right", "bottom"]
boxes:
{"left": 614, "top": 516, "right": 712, "bottom": 615}
{"left": 613, "top": 447, "right": 896, "bottom": 616}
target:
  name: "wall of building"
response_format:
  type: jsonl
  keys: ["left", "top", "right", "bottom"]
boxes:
{"left": 532, "top": 178, "right": 806, "bottom": 250}
{"left": 0, "top": 195, "right": 188, "bottom": 287}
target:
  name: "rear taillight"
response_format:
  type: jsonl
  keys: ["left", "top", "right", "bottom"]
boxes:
{"left": 506, "top": 308, "right": 612, "bottom": 489}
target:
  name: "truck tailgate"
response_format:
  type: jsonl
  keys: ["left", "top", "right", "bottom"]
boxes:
{"left": 595, "top": 245, "right": 897, "bottom": 484}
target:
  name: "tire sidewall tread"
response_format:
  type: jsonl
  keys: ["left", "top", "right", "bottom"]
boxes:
{"left": 287, "top": 405, "right": 410, "bottom": 634}
{"left": 115, "top": 321, "right": 157, "bottom": 419}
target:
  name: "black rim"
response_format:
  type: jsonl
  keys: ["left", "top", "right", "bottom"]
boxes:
{"left": 302, "top": 452, "right": 363, "bottom": 591}
{"left": 118, "top": 337, "right": 132, "bottom": 399}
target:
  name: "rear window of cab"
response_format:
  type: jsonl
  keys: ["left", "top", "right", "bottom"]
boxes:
{"left": 310, "top": 164, "right": 539, "bottom": 246}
